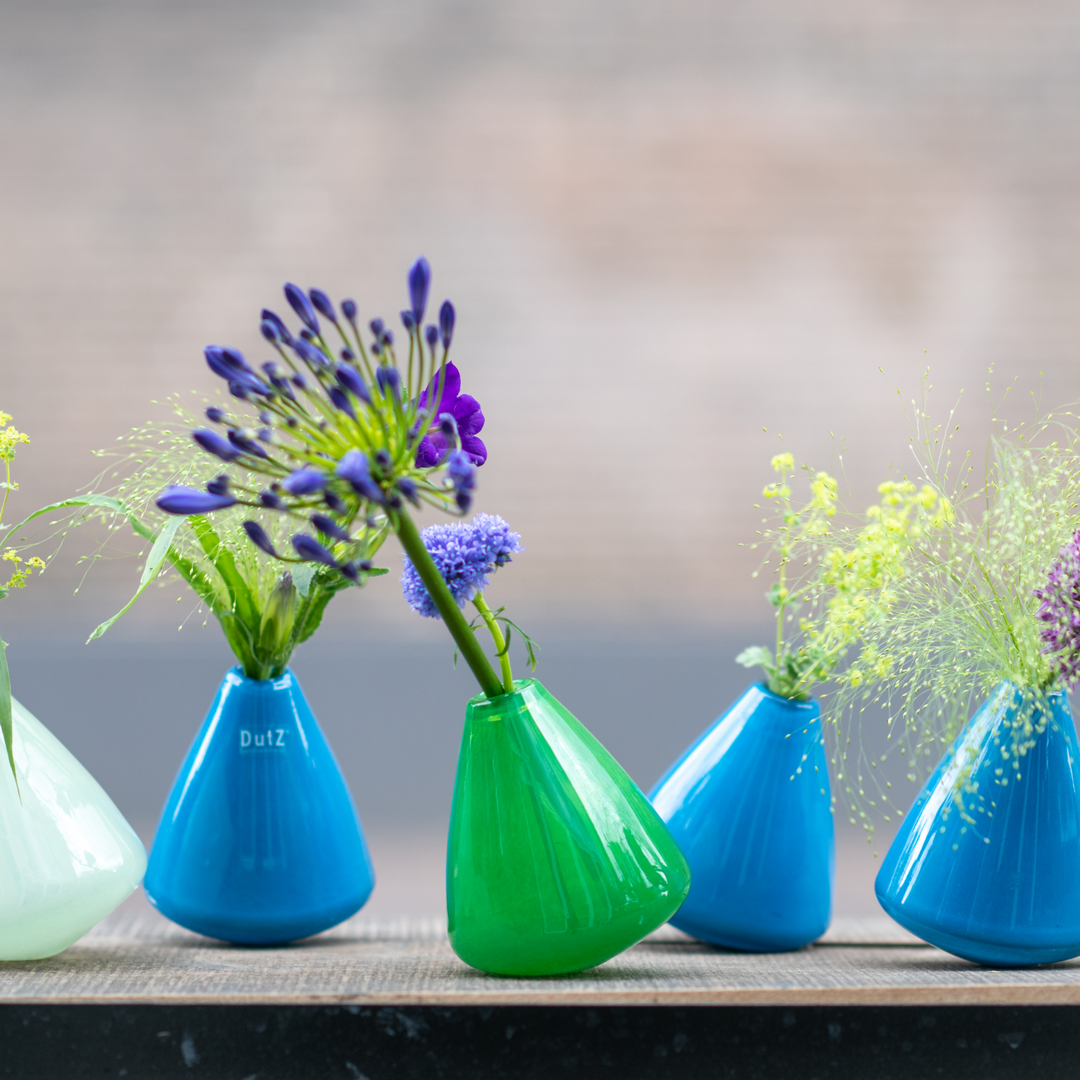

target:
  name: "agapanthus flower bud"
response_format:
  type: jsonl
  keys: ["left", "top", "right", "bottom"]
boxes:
{"left": 193, "top": 428, "right": 240, "bottom": 462}
{"left": 282, "top": 467, "right": 326, "bottom": 495}
{"left": 382, "top": 329, "right": 394, "bottom": 347}
{"left": 339, "top": 562, "right": 360, "bottom": 583}
{"left": 455, "top": 490, "right": 473, "bottom": 512}
{"left": 371, "top": 341, "right": 382, "bottom": 356}
{"left": 376, "top": 365, "right": 400, "bottom": 397}
{"left": 299, "top": 328, "right": 316, "bottom": 343}
{"left": 400, "top": 310, "right": 415, "bottom": 331}
{"left": 340, "top": 347, "right": 355, "bottom": 362}
{"left": 206, "top": 474, "right": 231, "bottom": 496}
{"left": 328, "top": 386, "right": 357, "bottom": 420}
{"left": 291, "top": 533, "right": 338, "bottom": 567}
{"left": 260, "top": 490, "right": 283, "bottom": 509}
{"left": 292, "top": 338, "right": 330, "bottom": 368}
{"left": 292, "top": 373, "right": 307, "bottom": 390}
{"left": 336, "top": 449, "right": 383, "bottom": 502}
{"left": 425, "top": 325, "right": 439, "bottom": 349}
{"left": 205, "top": 407, "right": 227, "bottom": 424}
{"left": 370, "top": 318, "right": 385, "bottom": 338}
{"left": 284, "top": 282, "right": 320, "bottom": 334}
{"left": 309, "top": 288, "right": 338, "bottom": 323}
{"left": 397, "top": 477, "right": 420, "bottom": 507}
{"left": 439, "top": 300, "right": 455, "bottom": 348}
{"left": 374, "top": 449, "right": 392, "bottom": 470}
{"left": 260, "top": 319, "right": 282, "bottom": 344}
{"left": 439, "top": 413, "right": 458, "bottom": 441}
{"left": 311, "top": 514, "right": 350, "bottom": 542}
{"left": 258, "top": 410, "right": 272, "bottom": 425}
{"left": 447, "top": 448, "right": 477, "bottom": 492}
{"left": 336, "top": 364, "right": 371, "bottom": 403}
{"left": 256, "top": 427, "right": 272, "bottom": 443}
{"left": 261, "top": 309, "right": 292, "bottom": 344}
{"left": 408, "top": 256, "right": 431, "bottom": 324}
{"left": 227, "top": 429, "right": 270, "bottom": 459}
{"left": 228, "top": 380, "right": 250, "bottom": 401}
{"left": 243, "top": 520, "right": 277, "bottom": 557}
{"left": 323, "top": 489, "right": 346, "bottom": 513}
{"left": 157, "top": 485, "right": 237, "bottom": 515}
{"left": 342, "top": 299, "right": 358, "bottom": 321}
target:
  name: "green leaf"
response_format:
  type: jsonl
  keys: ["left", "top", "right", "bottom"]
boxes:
{"left": 736, "top": 645, "right": 775, "bottom": 673}
{"left": 8, "top": 495, "right": 155, "bottom": 541}
{"left": 765, "top": 582, "right": 787, "bottom": 607}
{"left": 0, "top": 638, "right": 17, "bottom": 794}
{"left": 86, "top": 515, "right": 184, "bottom": 642}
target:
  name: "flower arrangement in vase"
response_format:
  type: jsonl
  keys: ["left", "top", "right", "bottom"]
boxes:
{"left": 649, "top": 451, "right": 948, "bottom": 952}
{"left": 0, "top": 412, "right": 146, "bottom": 960}
{"left": 844, "top": 395, "right": 1080, "bottom": 966}
{"left": 150, "top": 257, "right": 690, "bottom": 974}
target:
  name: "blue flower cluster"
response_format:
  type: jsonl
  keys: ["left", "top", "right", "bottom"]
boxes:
{"left": 401, "top": 514, "right": 523, "bottom": 618}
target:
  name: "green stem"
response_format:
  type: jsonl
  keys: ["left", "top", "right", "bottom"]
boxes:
{"left": 394, "top": 509, "right": 504, "bottom": 698}
{"left": 473, "top": 593, "right": 514, "bottom": 694}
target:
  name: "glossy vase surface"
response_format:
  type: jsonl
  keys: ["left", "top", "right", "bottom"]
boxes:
{"left": 145, "top": 667, "right": 373, "bottom": 945}
{"left": 0, "top": 696, "right": 146, "bottom": 960}
{"left": 447, "top": 679, "right": 691, "bottom": 976}
{"left": 649, "top": 683, "right": 834, "bottom": 952}
{"left": 876, "top": 682, "right": 1080, "bottom": 966}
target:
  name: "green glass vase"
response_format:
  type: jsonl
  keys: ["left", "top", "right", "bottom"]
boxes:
{"left": 447, "top": 679, "right": 691, "bottom": 976}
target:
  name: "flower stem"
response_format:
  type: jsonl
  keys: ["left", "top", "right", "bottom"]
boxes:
{"left": 472, "top": 593, "right": 514, "bottom": 694}
{"left": 393, "top": 508, "right": 504, "bottom": 698}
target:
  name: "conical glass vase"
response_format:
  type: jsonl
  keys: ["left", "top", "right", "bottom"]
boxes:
{"left": 0, "top": 696, "right": 146, "bottom": 960}
{"left": 877, "top": 682, "right": 1080, "bottom": 966}
{"left": 144, "top": 667, "right": 374, "bottom": 945}
{"left": 649, "top": 682, "right": 834, "bottom": 951}
{"left": 447, "top": 679, "right": 691, "bottom": 977}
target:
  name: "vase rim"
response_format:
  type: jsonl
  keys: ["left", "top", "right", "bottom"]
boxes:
{"left": 225, "top": 665, "right": 295, "bottom": 690}
{"left": 752, "top": 682, "right": 818, "bottom": 710}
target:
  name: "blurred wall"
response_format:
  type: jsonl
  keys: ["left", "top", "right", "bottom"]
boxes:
{"left": 2, "top": 0, "right": 1078, "bottom": 641}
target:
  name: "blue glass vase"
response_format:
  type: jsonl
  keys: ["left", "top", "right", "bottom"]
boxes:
{"left": 649, "top": 682, "right": 834, "bottom": 951}
{"left": 876, "top": 681, "right": 1080, "bottom": 966}
{"left": 144, "top": 667, "right": 374, "bottom": 944}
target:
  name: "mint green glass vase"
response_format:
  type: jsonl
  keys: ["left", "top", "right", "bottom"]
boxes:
{"left": 0, "top": 696, "right": 147, "bottom": 960}
{"left": 447, "top": 679, "right": 691, "bottom": 976}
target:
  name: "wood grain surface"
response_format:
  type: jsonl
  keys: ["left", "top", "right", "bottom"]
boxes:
{"left": 3, "top": 899, "right": 1080, "bottom": 1008}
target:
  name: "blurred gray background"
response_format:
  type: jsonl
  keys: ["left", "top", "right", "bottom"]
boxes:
{"left": 1, "top": 0, "right": 1078, "bottom": 921}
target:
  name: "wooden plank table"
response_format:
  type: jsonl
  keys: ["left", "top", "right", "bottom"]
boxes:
{"left": 4, "top": 900, "right": 1080, "bottom": 1078}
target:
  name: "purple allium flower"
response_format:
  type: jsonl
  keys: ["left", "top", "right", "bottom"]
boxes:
{"left": 291, "top": 533, "right": 338, "bottom": 567}
{"left": 282, "top": 467, "right": 326, "bottom": 495}
{"left": 1034, "top": 531, "right": 1080, "bottom": 687}
{"left": 284, "top": 282, "right": 319, "bottom": 334}
{"left": 408, "top": 257, "right": 431, "bottom": 324}
{"left": 157, "top": 485, "right": 236, "bottom": 515}
{"left": 400, "top": 514, "right": 522, "bottom": 618}
{"left": 243, "top": 521, "right": 277, "bottom": 557}
{"left": 414, "top": 362, "right": 486, "bottom": 467}
{"left": 193, "top": 428, "right": 240, "bottom": 463}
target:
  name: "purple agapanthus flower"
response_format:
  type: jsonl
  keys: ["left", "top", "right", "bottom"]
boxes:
{"left": 414, "top": 362, "right": 486, "bottom": 468}
{"left": 1034, "top": 530, "right": 1080, "bottom": 687}
{"left": 401, "top": 513, "right": 522, "bottom": 618}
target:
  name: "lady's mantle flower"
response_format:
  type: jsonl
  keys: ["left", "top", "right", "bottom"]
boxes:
{"left": 1034, "top": 531, "right": 1080, "bottom": 687}
{"left": 401, "top": 513, "right": 522, "bottom": 618}
{"left": 414, "top": 361, "right": 487, "bottom": 467}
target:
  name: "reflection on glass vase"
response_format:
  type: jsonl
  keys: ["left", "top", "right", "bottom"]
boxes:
{"left": 649, "top": 683, "right": 834, "bottom": 952}
{"left": 144, "top": 667, "right": 374, "bottom": 945}
{"left": 447, "top": 679, "right": 692, "bottom": 976}
{"left": 877, "top": 681, "right": 1080, "bottom": 966}
{"left": 0, "top": 696, "right": 147, "bottom": 960}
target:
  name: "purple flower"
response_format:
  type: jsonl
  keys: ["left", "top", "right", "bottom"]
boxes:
{"left": 376, "top": 365, "right": 400, "bottom": 397}
{"left": 261, "top": 309, "right": 292, "bottom": 344}
{"left": 335, "top": 448, "right": 383, "bottom": 503}
{"left": 157, "top": 486, "right": 236, "bottom": 515}
{"left": 227, "top": 429, "right": 269, "bottom": 459}
{"left": 309, "top": 288, "right": 338, "bottom": 323}
{"left": 205, "top": 407, "right": 227, "bottom": 424}
{"left": 292, "top": 338, "right": 331, "bottom": 369}
{"left": 414, "top": 362, "right": 486, "bottom": 467}
{"left": 243, "top": 521, "right": 277, "bottom": 557}
{"left": 193, "top": 428, "right": 240, "bottom": 463}
{"left": 400, "top": 513, "right": 522, "bottom": 618}
{"left": 284, "top": 282, "right": 320, "bottom": 334}
{"left": 336, "top": 364, "right": 371, "bottom": 403}
{"left": 342, "top": 299, "right": 358, "bottom": 321}
{"left": 282, "top": 467, "right": 326, "bottom": 495}
{"left": 206, "top": 474, "right": 231, "bottom": 496}
{"left": 329, "top": 386, "right": 357, "bottom": 420}
{"left": 446, "top": 449, "right": 477, "bottom": 511}
{"left": 408, "top": 257, "right": 431, "bottom": 323}
{"left": 439, "top": 300, "right": 455, "bottom": 348}
{"left": 311, "top": 514, "right": 350, "bottom": 542}
{"left": 1034, "top": 531, "right": 1080, "bottom": 687}
{"left": 291, "top": 533, "right": 338, "bottom": 567}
